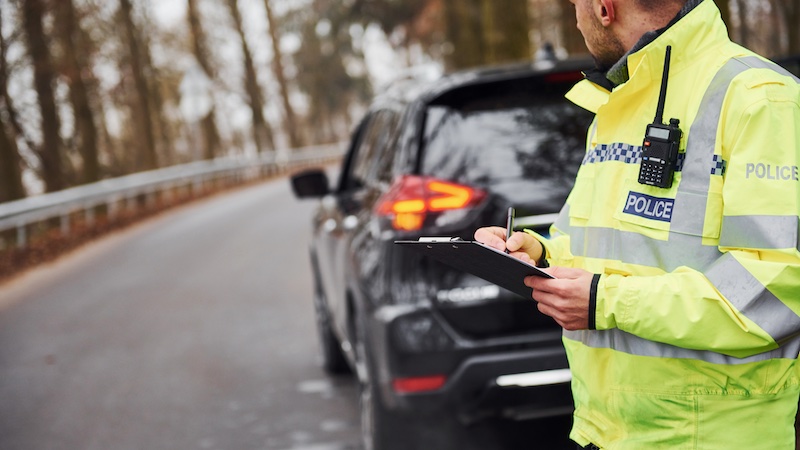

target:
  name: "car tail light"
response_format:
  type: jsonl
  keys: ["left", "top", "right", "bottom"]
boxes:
{"left": 376, "top": 175, "right": 486, "bottom": 231}
{"left": 392, "top": 375, "right": 447, "bottom": 393}
{"left": 544, "top": 71, "right": 585, "bottom": 83}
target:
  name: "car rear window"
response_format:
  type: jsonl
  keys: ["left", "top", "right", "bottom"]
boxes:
{"left": 420, "top": 75, "right": 593, "bottom": 214}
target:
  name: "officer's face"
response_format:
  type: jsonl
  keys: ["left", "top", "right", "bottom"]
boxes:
{"left": 568, "top": 0, "right": 626, "bottom": 71}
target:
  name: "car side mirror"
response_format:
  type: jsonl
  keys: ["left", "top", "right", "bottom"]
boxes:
{"left": 290, "top": 169, "right": 331, "bottom": 198}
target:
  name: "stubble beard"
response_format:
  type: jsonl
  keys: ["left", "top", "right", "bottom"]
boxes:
{"left": 585, "top": 17, "right": 628, "bottom": 72}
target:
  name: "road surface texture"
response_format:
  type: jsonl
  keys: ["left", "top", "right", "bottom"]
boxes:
{"left": 0, "top": 176, "right": 572, "bottom": 450}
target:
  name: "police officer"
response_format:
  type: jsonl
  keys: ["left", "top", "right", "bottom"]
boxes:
{"left": 476, "top": 0, "right": 800, "bottom": 448}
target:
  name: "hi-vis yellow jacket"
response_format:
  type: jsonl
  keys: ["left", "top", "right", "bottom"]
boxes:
{"left": 531, "top": 0, "right": 800, "bottom": 448}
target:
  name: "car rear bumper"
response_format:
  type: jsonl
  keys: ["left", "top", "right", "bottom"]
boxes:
{"left": 368, "top": 305, "right": 573, "bottom": 422}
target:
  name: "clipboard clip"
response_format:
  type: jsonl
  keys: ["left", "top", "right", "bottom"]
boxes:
{"left": 418, "top": 237, "right": 461, "bottom": 242}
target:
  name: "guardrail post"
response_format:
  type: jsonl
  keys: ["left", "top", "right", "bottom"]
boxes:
{"left": 107, "top": 200, "right": 115, "bottom": 221}
{"left": 85, "top": 204, "right": 95, "bottom": 226}
{"left": 146, "top": 191, "right": 156, "bottom": 209}
{"left": 16, "top": 224, "right": 26, "bottom": 247}
{"left": 60, "top": 213, "right": 70, "bottom": 236}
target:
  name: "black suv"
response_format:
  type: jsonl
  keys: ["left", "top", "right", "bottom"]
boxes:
{"left": 291, "top": 57, "right": 594, "bottom": 450}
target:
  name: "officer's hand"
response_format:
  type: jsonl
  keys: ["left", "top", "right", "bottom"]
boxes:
{"left": 524, "top": 267, "right": 593, "bottom": 330}
{"left": 474, "top": 226, "right": 544, "bottom": 265}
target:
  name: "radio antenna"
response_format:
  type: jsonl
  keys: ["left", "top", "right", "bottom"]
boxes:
{"left": 654, "top": 46, "right": 672, "bottom": 125}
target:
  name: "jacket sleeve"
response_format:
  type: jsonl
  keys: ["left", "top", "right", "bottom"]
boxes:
{"left": 594, "top": 75, "right": 800, "bottom": 359}
{"left": 524, "top": 224, "right": 573, "bottom": 268}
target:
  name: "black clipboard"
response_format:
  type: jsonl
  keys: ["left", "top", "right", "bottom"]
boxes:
{"left": 395, "top": 238, "right": 554, "bottom": 299}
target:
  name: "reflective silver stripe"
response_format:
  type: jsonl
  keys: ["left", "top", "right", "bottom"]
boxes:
{"left": 705, "top": 253, "right": 800, "bottom": 343}
{"left": 564, "top": 329, "right": 800, "bottom": 364}
{"left": 569, "top": 225, "right": 722, "bottom": 271}
{"left": 672, "top": 56, "right": 800, "bottom": 236}
{"left": 720, "top": 215, "right": 800, "bottom": 249}
{"left": 671, "top": 60, "right": 744, "bottom": 235}
{"left": 553, "top": 203, "right": 570, "bottom": 235}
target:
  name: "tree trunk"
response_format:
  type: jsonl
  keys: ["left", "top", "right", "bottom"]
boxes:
{"left": 21, "top": 0, "right": 64, "bottom": 192}
{"left": 226, "top": 0, "right": 275, "bottom": 153}
{"left": 57, "top": 0, "right": 100, "bottom": 184}
{"left": 264, "top": 0, "right": 302, "bottom": 149}
{"left": 772, "top": 0, "right": 800, "bottom": 55}
{"left": 187, "top": 0, "right": 222, "bottom": 160}
{"left": 443, "top": 0, "right": 484, "bottom": 71}
{"left": 0, "top": 4, "right": 25, "bottom": 200}
{"left": 736, "top": 0, "right": 749, "bottom": 47}
{"left": 481, "top": 0, "right": 531, "bottom": 65}
{"left": 558, "top": 1, "right": 587, "bottom": 56}
{"left": 118, "top": 0, "right": 158, "bottom": 170}
{"left": 0, "top": 121, "right": 24, "bottom": 202}
{"left": 444, "top": 0, "right": 532, "bottom": 70}
{"left": 716, "top": 0, "right": 732, "bottom": 37}
{"left": 138, "top": 35, "right": 174, "bottom": 167}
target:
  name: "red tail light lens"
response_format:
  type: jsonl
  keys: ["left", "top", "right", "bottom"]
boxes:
{"left": 392, "top": 375, "right": 447, "bottom": 393}
{"left": 376, "top": 175, "right": 486, "bottom": 231}
{"left": 544, "top": 71, "right": 585, "bottom": 83}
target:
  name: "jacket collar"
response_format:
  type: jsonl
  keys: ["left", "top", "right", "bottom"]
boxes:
{"left": 606, "top": 0, "right": 704, "bottom": 86}
{"left": 567, "top": 0, "right": 730, "bottom": 112}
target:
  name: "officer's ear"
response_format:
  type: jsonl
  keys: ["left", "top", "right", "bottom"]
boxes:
{"left": 596, "top": 0, "right": 616, "bottom": 26}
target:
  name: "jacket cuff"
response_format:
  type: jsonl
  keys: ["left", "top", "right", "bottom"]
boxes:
{"left": 588, "top": 273, "right": 601, "bottom": 330}
{"left": 522, "top": 229, "right": 551, "bottom": 266}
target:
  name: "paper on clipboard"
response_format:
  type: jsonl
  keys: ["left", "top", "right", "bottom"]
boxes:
{"left": 394, "top": 238, "right": 554, "bottom": 299}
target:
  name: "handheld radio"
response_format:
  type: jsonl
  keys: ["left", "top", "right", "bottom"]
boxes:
{"left": 638, "top": 46, "right": 682, "bottom": 189}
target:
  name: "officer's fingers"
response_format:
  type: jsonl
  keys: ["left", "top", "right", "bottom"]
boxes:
{"left": 474, "top": 226, "right": 508, "bottom": 251}
{"left": 506, "top": 232, "right": 542, "bottom": 260}
{"left": 532, "top": 287, "right": 585, "bottom": 330}
{"left": 524, "top": 275, "right": 559, "bottom": 294}
{"left": 508, "top": 251, "right": 533, "bottom": 263}
{"left": 532, "top": 292, "right": 562, "bottom": 323}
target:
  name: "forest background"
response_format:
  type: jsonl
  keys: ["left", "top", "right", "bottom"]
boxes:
{"left": 0, "top": 0, "right": 797, "bottom": 201}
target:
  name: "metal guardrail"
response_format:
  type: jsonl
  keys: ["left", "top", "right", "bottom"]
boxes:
{"left": 0, "top": 143, "right": 344, "bottom": 248}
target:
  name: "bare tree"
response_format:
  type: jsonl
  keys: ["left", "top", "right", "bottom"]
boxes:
{"left": 226, "top": 0, "right": 275, "bottom": 153}
{"left": 56, "top": 0, "right": 100, "bottom": 184}
{"left": 135, "top": 8, "right": 175, "bottom": 168}
{"left": 443, "top": 0, "right": 532, "bottom": 71}
{"left": 717, "top": 0, "right": 733, "bottom": 35}
{"left": 772, "top": 0, "right": 800, "bottom": 54}
{"left": 443, "top": 0, "right": 485, "bottom": 70}
{"left": 555, "top": 1, "right": 588, "bottom": 56}
{"left": 21, "top": 0, "right": 63, "bottom": 192}
{"left": 118, "top": 0, "right": 158, "bottom": 171}
{"left": 0, "top": 4, "right": 25, "bottom": 201}
{"left": 480, "top": 0, "right": 531, "bottom": 65}
{"left": 187, "top": 0, "right": 222, "bottom": 160}
{"left": 264, "top": 0, "right": 302, "bottom": 149}
{"left": 290, "top": 0, "right": 371, "bottom": 143}
{"left": 0, "top": 120, "right": 24, "bottom": 202}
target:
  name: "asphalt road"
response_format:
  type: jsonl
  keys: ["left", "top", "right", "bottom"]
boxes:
{"left": 0, "top": 176, "right": 573, "bottom": 450}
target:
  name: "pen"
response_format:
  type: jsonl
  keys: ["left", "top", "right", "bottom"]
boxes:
{"left": 505, "top": 206, "right": 514, "bottom": 253}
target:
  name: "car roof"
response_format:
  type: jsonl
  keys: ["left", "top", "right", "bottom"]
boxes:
{"left": 374, "top": 55, "right": 595, "bottom": 108}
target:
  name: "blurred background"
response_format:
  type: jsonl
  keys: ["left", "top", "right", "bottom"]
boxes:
{"left": 0, "top": 2, "right": 797, "bottom": 449}
{"left": 0, "top": 0, "right": 796, "bottom": 202}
